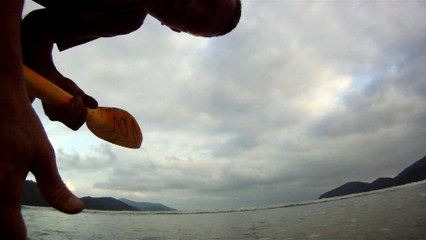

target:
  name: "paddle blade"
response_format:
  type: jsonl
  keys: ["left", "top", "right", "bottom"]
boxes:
{"left": 86, "top": 107, "right": 143, "bottom": 149}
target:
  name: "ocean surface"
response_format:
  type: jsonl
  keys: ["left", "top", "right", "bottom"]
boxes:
{"left": 23, "top": 181, "right": 426, "bottom": 240}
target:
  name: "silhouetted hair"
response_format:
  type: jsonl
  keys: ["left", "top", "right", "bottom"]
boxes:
{"left": 217, "top": 0, "right": 241, "bottom": 36}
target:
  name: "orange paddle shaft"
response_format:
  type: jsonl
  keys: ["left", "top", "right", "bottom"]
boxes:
{"left": 23, "top": 66, "right": 72, "bottom": 105}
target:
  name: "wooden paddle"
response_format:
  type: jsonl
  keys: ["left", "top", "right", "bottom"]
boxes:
{"left": 23, "top": 66, "right": 142, "bottom": 149}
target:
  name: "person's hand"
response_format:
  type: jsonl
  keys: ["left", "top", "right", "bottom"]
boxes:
{"left": 1, "top": 2, "right": 83, "bottom": 238}
{"left": 42, "top": 75, "right": 98, "bottom": 131}
{"left": 0, "top": 86, "right": 84, "bottom": 239}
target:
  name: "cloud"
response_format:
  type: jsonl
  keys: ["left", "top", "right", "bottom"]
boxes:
{"left": 57, "top": 144, "right": 117, "bottom": 171}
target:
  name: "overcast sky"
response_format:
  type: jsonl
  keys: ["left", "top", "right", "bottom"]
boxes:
{"left": 23, "top": 1, "right": 426, "bottom": 211}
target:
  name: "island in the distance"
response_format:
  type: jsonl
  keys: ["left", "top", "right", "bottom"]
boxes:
{"left": 319, "top": 155, "right": 426, "bottom": 199}
{"left": 22, "top": 180, "right": 176, "bottom": 212}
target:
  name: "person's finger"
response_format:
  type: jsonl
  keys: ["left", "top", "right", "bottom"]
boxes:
{"left": 66, "top": 96, "right": 87, "bottom": 130}
{"left": 31, "top": 141, "right": 84, "bottom": 214}
{"left": 55, "top": 76, "right": 98, "bottom": 109}
{"left": 55, "top": 76, "right": 83, "bottom": 96}
{"left": 82, "top": 94, "right": 98, "bottom": 109}
{"left": 42, "top": 96, "right": 87, "bottom": 130}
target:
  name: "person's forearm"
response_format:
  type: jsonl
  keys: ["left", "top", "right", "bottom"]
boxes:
{"left": 21, "top": 9, "right": 57, "bottom": 78}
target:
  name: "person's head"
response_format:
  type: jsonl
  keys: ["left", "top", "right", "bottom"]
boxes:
{"left": 144, "top": 0, "right": 241, "bottom": 37}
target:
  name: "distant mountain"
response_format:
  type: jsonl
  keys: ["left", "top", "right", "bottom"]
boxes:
{"left": 320, "top": 156, "right": 426, "bottom": 199}
{"left": 119, "top": 198, "right": 176, "bottom": 211}
{"left": 22, "top": 180, "right": 49, "bottom": 207}
{"left": 21, "top": 181, "right": 176, "bottom": 211}
{"left": 81, "top": 197, "right": 138, "bottom": 211}
{"left": 393, "top": 156, "right": 426, "bottom": 185}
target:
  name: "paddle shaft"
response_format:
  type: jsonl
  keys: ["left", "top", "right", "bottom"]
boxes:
{"left": 23, "top": 66, "right": 73, "bottom": 106}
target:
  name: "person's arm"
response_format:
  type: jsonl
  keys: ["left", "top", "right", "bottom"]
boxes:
{"left": 0, "top": 2, "right": 83, "bottom": 239}
{"left": 22, "top": 9, "right": 98, "bottom": 131}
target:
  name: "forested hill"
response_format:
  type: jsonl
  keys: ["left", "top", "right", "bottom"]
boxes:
{"left": 80, "top": 196, "right": 138, "bottom": 211}
{"left": 22, "top": 180, "right": 176, "bottom": 211}
{"left": 120, "top": 198, "right": 176, "bottom": 211}
{"left": 320, "top": 156, "right": 426, "bottom": 199}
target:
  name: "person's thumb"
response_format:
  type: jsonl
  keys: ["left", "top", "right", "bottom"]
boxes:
{"left": 31, "top": 144, "right": 84, "bottom": 214}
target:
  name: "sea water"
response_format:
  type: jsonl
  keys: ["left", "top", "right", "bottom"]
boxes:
{"left": 23, "top": 181, "right": 426, "bottom": 240}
